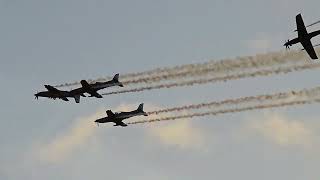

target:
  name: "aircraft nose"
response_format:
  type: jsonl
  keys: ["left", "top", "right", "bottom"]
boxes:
{"left": 95, "top": 119, "right": 102, "bottom": 123}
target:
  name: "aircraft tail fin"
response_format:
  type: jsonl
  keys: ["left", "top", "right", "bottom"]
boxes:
{"left": 112, "top": 73, "right": 124, "bottom": 87}
{"left": 112, "top": 74, "right": 119, "bottom": 81}
{"left": 137, "top": 103, "right": 148, "bottom": 116}
{"left": 106, "top": 110, "right": 115, "bottom": 117}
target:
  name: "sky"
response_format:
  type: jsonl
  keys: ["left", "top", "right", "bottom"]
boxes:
{"left": 1, "top": 0, "right": 320, "bottom": 179}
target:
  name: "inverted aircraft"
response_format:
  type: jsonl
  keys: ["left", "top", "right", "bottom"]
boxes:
{"left": 95, "top": 103, "right": 148, "bottom": 127}
{"left": 284, "top": 14, "right": 320, "bottom": 59}
{"left": 35, "top": 85, "right": 85, "bottom": 103}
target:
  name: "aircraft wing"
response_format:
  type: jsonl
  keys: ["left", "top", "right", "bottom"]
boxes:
{"left": 45, "top": 85, "right": 60, "bottom": 92}
{"left": 296, "top": 14, "right": 308, "bottom": 37}
{"left": 80, "top": 80, "right": 103, "bottom": 98}
{"left": 60, "top": 97, "right": 69, "bottom": 101}
{"left": 114, "top": 121, "right": 128, "bottom": 127}
{"left": 301, "top": 40, "right": 318, "bottom": 59}
{"left": 88, "top": 91, "right": 103, "bottom": 98}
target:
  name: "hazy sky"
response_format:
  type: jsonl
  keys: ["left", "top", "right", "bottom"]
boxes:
{"left": 1, "top": 0, "right": 320, "bottom": 179}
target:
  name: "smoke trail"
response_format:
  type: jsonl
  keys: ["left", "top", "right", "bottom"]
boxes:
{"left": 54, "top": 49, "right": 319, "bottom": 88}
{"left": 147, "top": 86, "right": 320, "bottom": 115}
{"left": 128, "top": 99, "right": 320, "bottom": 125}
{"left": 295, "top": 20, "right": 320, "bottom": 31}
{"left": 102, "top": 63, "right": 320, "bottom": 96}
{"left": 121, "top": 50, "right": 311, "bottom": 85}
{"left": 306, "top": 20, "right": 320, "bottom": 28}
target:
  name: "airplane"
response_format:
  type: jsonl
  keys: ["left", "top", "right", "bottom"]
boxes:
{"left": 95, "top": 103, "right": 148, "bottom": 127}
{"left": 77, "top": 73, "right": 124, "bottom": 98}
{"left": 284, "top": 13, "right": 320, "bottom": 59}
{"left": 35, "top": 85, "right": 85, "bottom": 103}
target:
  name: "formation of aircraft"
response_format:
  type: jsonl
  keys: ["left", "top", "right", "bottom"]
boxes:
{"left": 284, "top": 13, "right": 320, "bottom": 59}
{"left": 95, "top": 103, "right": 148, "bottom": 127}
{"left": 35, "top": 74, "right": 123, "bottom": 103}
{"left": 35, "top": 13, "right": 320, "bottom": 127}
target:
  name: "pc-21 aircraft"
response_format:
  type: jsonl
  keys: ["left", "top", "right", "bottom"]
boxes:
{"left": 78, "top": 73, "right": 124, "bottom": 98}
{"left": 35, "top": 85, "right": 85, "bottom": 103}
{"left": 95, "top": 103, "right": 148, "bottom": 127}
{"left": 284, "top": 13, "right": 320, "bottom": 59}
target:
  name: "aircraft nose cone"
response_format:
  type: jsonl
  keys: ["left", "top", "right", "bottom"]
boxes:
{"left": 34, "top": 92, "right": 41, "bottom": 98}
{"left": 95, "top": 119, "right": 102, "bottom": 123}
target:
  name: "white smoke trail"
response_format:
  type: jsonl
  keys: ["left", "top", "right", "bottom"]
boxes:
{"left": 128, "top": 99, "right": 320, "bottom": 125}
{"left": 121, "top": 50, "right": 310, "bottom": 85}
{"left": 306, "top": 20, "right": 320, "bottom": 28}
{"left": 54, "top": 49, "right": 318, "bottom": 88}
{"left": 102, "top": 63, "right": 320, "bottom": 96}
{"left": 147, "top": 86, "right": 320, "bottom": 115}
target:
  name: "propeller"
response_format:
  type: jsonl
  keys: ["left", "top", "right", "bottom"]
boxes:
{"left": 285, "top": 39, "right": 291, "bottom": 50}
{"left": 34, "top": 92, "right": 39, "bottom": 99}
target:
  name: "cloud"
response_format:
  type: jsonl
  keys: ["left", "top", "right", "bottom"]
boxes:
{"left": 35, "top": 102, "right": 208, "bottom": 163}
{"left": 37, "top": 110, "right": 104, "bottom": 163}
{"left": 35, "top": 103, "right": 150, "bottom": 163}
{"left": 147, "top": 120, "right": 206, "bottom": 150}
{"left": 246, "top": 112, "right": 313, "bottom": 146}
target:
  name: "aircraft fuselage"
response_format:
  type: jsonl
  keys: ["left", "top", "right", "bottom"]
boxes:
{"left": 91, "top": 80, "right": 123, "bottom": 91}
{"left": 35, "top": 90, "right": 71, "bottom": 99}
{"left": 285, "top": 29, "right": 320, "bottom": 47}
{"left": 95, "top": 110, "right": 147, "bottom": 123}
